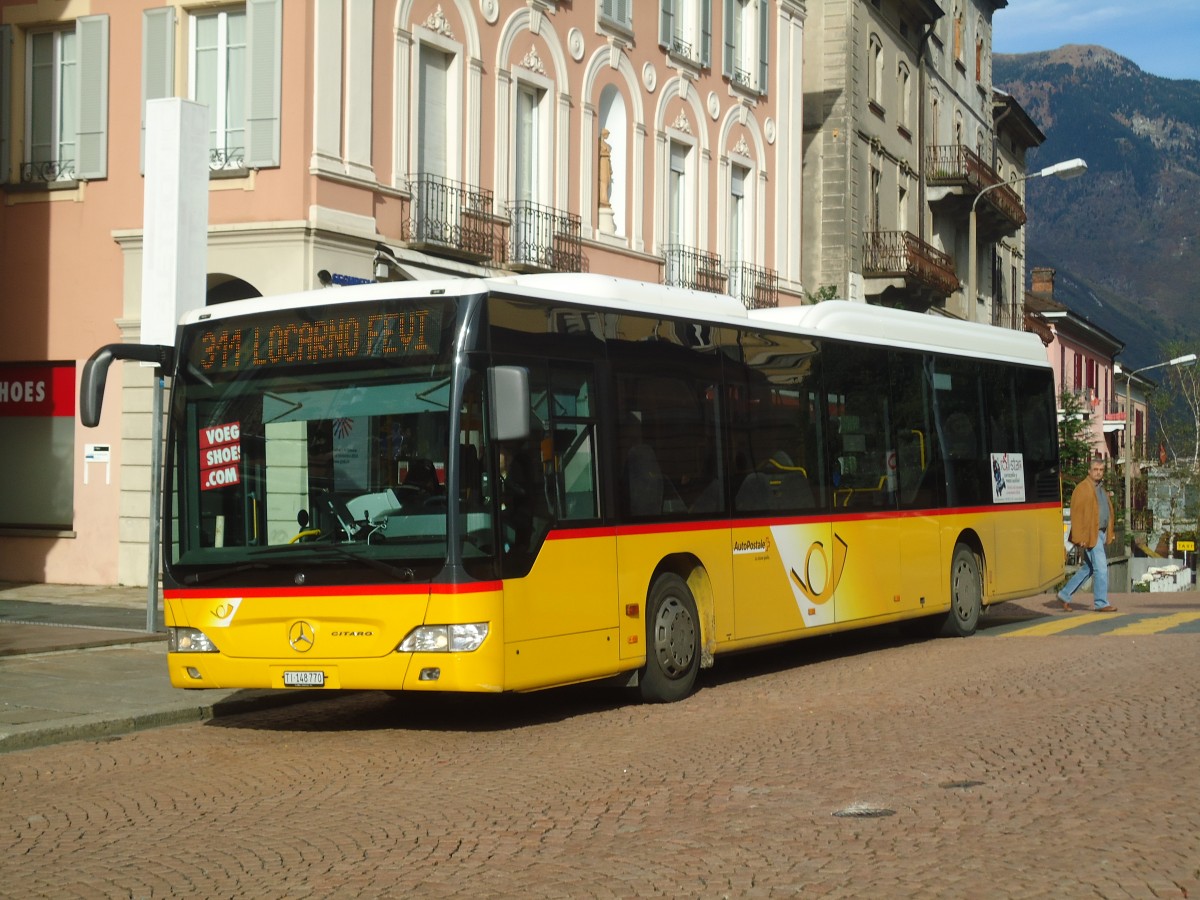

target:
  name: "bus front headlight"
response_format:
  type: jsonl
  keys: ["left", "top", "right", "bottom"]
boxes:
{"left": 168, "top": 627, "right": 220, "bottom": 653}
{"left": 397, "top": 623, "right": 489, "bottom": 653}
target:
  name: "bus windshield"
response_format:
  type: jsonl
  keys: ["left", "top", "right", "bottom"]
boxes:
{"left": 164, "top": 295, "right": 482, "bottom": 585}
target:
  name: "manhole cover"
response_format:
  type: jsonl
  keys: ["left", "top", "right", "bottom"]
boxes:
{"left": 833, "top": 803, "right": 895, "bottom": 818}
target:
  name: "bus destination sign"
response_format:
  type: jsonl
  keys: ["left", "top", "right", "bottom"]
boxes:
{"left": 188, "top": 303, "right": 444, "bottom": 375}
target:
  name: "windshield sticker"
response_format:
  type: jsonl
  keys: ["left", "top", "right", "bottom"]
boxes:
{"left": 200, "top": 421, "right": 242, "bottom": 491}
{"left": 990, "top": 452, "right": 1026, "bottom": 503}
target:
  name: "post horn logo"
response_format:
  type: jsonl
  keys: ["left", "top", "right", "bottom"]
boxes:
{"left": 289, "top": 621, "right": 315, "bottom": 652}
{"left": 790, "top": 533, "right": 849, "bottom": 605}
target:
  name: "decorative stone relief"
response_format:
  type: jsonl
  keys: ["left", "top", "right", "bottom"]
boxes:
{"left": 764, "top": 117, "right": 777, "bottom": 145}
{"left": 479, "top": 0, "right": 499, "bottom": 25}
{"left": 707, "top": 91, "right": 720, "bottom": 120}
{"left": 520, "top": 46, "right": 546, "bottom": 75}
{"left": 423, "top": 5, "right": 454, "bottom": 38}
{"left": 642, "top": 62, "right": 657, "bottom": 92}
{"left": 567, "top": 28, "right": 585, "bottom": 62}
{"left": 734, "top": 136, "right": 749, "bottom": 157}
{"left": 671, "top": 111, "right": 692, "bottom": 135}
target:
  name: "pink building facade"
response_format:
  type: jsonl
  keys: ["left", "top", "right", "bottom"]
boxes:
{"left": 0, "top": 0, "right": 805, "bottom": 585}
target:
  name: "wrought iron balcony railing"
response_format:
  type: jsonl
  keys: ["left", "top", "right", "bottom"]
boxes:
{"left": 926, "top": 144, "right": 1026, "bottom": 228}
{"left": 21, "top": 159, "right": 75, "bottom": 184}
{"left": 506, "top": 200, "right": 582, "bottom": 274}
{"left": 405, "top": 173, "right": 496, "bottom": 262}
{"left": 862, "top": 230, "right": 959, "bottom": 296}
{"left": 663, "top": 244, "right": 726, "bottom": 294}
{"left": 210, "top": 147, "right": 245, "bottom": 171}
{"left": 670, "top": 35, "right": 695, "bottom": 62}
{"left": 727, "top": 261, "right": 779, "bottom": 309}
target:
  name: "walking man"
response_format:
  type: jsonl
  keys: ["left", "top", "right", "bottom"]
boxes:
{"left": 1059, "top": 457, "right": 1117, "bottom": 612}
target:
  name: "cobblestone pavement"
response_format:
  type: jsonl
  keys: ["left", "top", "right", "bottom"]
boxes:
{"left": 2, "top": 622, "right": 1198, "bottom": 898}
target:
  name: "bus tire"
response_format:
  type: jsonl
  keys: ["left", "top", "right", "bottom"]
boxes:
{"left": 943, "top": 543, "right": 982, "bottom": 637}
{"left": 639, "top": 573, "right": 700, "bottom": 703}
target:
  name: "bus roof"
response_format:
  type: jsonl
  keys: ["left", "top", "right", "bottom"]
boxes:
{"left": 750, "top": 301, "right": 1051, "bottom": 367}
{"left": 180, "top": 273, "right": 1048, "bottom": 367}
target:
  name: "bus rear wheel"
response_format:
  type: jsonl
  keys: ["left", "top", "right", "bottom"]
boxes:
{"left": 639, "top": 573, "right": 700, "bottom": 703}
{"left": 943, "top": 543, "right": 982, "bottom": 637}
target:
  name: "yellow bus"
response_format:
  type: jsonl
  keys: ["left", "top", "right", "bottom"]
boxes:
{"left": 82, "top": 274, "right": 1062, "bottom": 702}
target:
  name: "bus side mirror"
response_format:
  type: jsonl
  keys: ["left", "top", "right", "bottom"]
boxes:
{"left": 80, "top": 343, "right": 175, "bottom": 427}
{"left": 488, "top": 365, "right": 530, "bottom": 441}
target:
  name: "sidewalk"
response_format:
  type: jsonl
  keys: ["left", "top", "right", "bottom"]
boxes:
{"left": 0, "top": 581, "right": 321, "bottom": 754}
{"left": 0, "top": 580, "right": 1190, "bottom": 754}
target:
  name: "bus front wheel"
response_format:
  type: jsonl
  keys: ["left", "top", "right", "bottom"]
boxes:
{"left": 639, "top": 573, "right": 700, "bottom": 703}
{"left": 943, "top": 543, "right": 982, "bottom": 637}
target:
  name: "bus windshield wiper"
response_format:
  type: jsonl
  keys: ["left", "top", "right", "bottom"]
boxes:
{"left": 182, "top": 562, "right": 270, "bottom": 586}
{"left": 300, "top": 543, "right": 417, "bottom": 581}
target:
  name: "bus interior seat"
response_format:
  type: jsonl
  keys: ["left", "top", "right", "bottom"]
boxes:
{"left": 690, "top": 478, "right": 724, "bottom": 514}
{"left": 403, "top": 458, "right": 442, "bottom": 493}
{"left": 764, "top": 451, "right": 815, "bottom": 509}
{"left": 625, "top": 444, "right": 665, "bottom": 516}
{"left": 735, "top": 473, "right": 771, "bottom": 512}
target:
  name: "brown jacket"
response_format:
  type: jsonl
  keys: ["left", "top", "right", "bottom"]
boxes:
{"left": 1068, "top": 477, "right": 1113, "bottom": 549}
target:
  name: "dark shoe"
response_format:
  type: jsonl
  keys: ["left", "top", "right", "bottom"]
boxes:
{"left": 1095, "top": 606, "right": 1118, "bottom": 613}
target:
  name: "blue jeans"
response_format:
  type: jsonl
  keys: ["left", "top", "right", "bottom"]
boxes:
{"left": 1060, "top": 541, "right": 1110, "bottom": 608}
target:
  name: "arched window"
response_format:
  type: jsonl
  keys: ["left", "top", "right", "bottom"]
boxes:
{"left": 868, "top": 34, "right": 883, "bottom": 106}
{"left": 898, "top": 62, "right": 911, "bottom": 131}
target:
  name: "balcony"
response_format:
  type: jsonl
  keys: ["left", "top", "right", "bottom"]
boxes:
{"left": 727, "top": 261, "right": 779, "bottom": 309}
{"left": 404, "top": 173, "right": 497, "bottom": 263}
{"left": 20, "top": 159, "right": 75, "bottom": 184}
{"left": 504, "top": 201, "right": 582, "bottom": 274}
{"left": 927, "top": 144, "right": 1026, "bottom": 237}
{"left": 862, "top": 230, "right": 959, "bottom": 306}
{"left": 663, "top": 244, "right": 726, "bottom": 294}
{"left": 210, "top": 146, "right": 245, "bottom": 172}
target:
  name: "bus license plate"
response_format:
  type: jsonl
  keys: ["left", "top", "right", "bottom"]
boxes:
{"left": 283, "top": 670, "right": 325, "bottom": 687}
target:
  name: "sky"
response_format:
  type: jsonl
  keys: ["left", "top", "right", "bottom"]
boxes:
{"left": 992, "top": 0, "right": 1200, "bottom": 82}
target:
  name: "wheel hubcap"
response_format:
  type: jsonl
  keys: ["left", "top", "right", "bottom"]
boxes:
{"left": 653, "top": 596, "right": 696, "bottom": 678}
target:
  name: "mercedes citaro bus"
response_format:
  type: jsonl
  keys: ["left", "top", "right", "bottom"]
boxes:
{"left": 82, "top": 273, "right": 1062, "bottom": 701}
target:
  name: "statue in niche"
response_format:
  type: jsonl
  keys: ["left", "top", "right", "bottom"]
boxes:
{"left": 598, "top": 130, "right": 613, "bottom": 207}
{"left": 598, "top": 129, "right": 616, "bottom": 234}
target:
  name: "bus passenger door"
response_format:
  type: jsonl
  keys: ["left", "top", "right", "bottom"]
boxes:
{"left": 492, "top": 360, "right": 620, "bottom": 691}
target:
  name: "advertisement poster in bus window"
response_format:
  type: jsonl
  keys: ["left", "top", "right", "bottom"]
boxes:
{"left": 333, "top": 416, "right": 369, "bottom": 492}
{"left": 990, "top": 452, "right": 1025, "bottom": 503}
{"left": 200, "top": 422, "right": 242, "bottom": 491}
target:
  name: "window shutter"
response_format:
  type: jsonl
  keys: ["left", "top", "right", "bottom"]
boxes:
{"left": 75, "top": 15, "right": 109, "bottom": 180}
{"left": 757, "top": 0, "right": 769, "bottom": 94}
{"left": 245, "top": 0, "right": 282, "bottom": 168}
{"left": 659, "top": 0, "right": 673, "bottom": 50}
{"left": 141, "top": 7, "right": 176, "bottom": 174}
{"left": 701, "top": 0, "right": 712, "bottom": 68}
{"left": 0, "top": 26, "right": 10, "bottom": 184}
{"left": 723, "top": 2, "right": 734, "bottom": 78}
{"left": 616, "top": 0, "right": 631, "bottom": 27}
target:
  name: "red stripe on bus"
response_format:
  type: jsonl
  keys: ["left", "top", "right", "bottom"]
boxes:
{"left": 164, "top": 581, "right": 502, "bottom": 600}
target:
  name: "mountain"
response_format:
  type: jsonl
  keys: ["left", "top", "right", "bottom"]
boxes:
{"left": 994, "top": 45, "right": 1200, "bottom": 368}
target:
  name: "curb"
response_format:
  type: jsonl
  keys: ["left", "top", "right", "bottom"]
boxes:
{"left": 0, "top": 687, "right": 339, "bottom": 755}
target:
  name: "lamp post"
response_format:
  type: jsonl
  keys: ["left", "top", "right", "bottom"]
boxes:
{"left": 967, "top": 157, "right": 1088, "bottom": 323}
{"left": 1122, "top": 352, "right": 1198, "bottom": 585}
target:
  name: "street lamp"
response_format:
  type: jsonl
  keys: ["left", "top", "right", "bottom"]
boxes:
{"left": 1122, "top": 352, "right": 1198, "bottom": 583}
{"left": 967, "top": 157, "right": 1088, "bottom": 323}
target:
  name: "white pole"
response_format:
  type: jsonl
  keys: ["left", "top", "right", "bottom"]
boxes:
{"left": 141, "top": 99, "right": 208, "bottom": 630}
